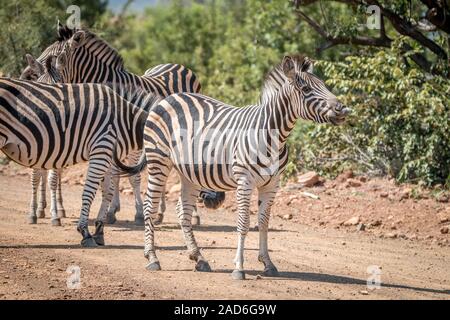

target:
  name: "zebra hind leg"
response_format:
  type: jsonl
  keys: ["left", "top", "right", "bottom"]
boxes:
{"left": 93, "top": 170, "right": 115, "bottom": 246}
{"left": 191, "top": 206, "right": 201, "bottom": 226}
{"left": 77, "top": 155, "right": 112, "bottom": 248}
{"left": 48, "top": 169, "right": 62, "bottom": 226}
{"left": 144, "top": 155, "right": 172, "bottom": 271}
{"left": 28, "top": 169, "right": 41, "bottom": 224}
{"left": 153, "top": 184, "right": 166, "bottom": 226}
{"left": 105, "top": 175, "right": 120, "bottom": 224}
{"left": 178, "top": 178, "right": 211, "bottom": 272}
{"left": 257, "top": 185, "right": 279, "bottom": 277}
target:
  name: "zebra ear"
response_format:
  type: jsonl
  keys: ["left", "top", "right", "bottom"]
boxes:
{"left": 25, "top": 54, "right": 44, "bottom": 75}
{"left": 70, "top": 30, "right": 86, "bottom": 48}
{"left": 302, "top": 58, "right": 315, "bottom": 73}
{"left": 55, "top": 53, "right": 67, "bottom": 71}
{"left": 282, "top": 56, "right": 296, "bottom": 80}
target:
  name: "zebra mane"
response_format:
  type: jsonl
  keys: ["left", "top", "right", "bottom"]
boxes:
{"left": 56, "top": 25, "right": 77, "bottom": 41}
{"left": 259, "top": 54, "right": 308, "bottom": 105}
{"left": 77, "top": 30, "right": 125, "bottom": 70}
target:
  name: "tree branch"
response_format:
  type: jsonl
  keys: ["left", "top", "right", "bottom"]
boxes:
{"left": 291, "top": 0, "right": 448, "bottom": 73}
{"left": 294, "top": 8, "right": 391, "bottom": 53}
{"left": 370, "top": 0, "right": 448, "bottom": 59}
{"left": 420, "top": 0, "right": 450, "bottom": 33}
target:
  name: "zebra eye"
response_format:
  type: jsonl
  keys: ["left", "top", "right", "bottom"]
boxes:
{"left": 302, "top": 85, "right": 312, "bottom": 94}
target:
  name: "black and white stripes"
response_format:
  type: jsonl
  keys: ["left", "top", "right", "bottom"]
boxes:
{"left": 141, "top": 55, "right": 350, "bottom": 279}
{"left": 0, "top": 77, "right": 156, "bottom": 246}
{"left": 21, "top": 25, "right": 224, "bottom": 226}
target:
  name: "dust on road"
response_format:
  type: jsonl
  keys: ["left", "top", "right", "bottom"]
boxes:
{"left": 0, "top": 174, "right": 449, "bottom": 299}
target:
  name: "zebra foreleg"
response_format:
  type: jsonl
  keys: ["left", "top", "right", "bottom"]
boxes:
{"left": 78, "top": 154, "right": 112, "bottom": 248}
{"left": 232, "top": 180, "right": 253, "bottom": 280}
{"left": 178, "top": 178, "right": 211, "bottom": 272}
{"left": 56, "top": 170, "right": 66, "bottom": 218}
{"left": 27, "top": 169, "right": 42, "bottom": 224}
{"left": 48, "top": 169, "right": 63, "bottom": 226}
{"left": 257, "top": 184, "right": 279, "bottom": 277}
{"left": 129, "top": 174, "right": 145, "bottom": 226}
{"left": 37, "top": 170, "right": 47, "bottom": 218}
{"left": 144, "top": 157, "right": 172, "bottom": 271}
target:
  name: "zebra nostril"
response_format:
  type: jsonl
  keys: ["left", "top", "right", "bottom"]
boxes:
{"left": 335, "top": 103, "right": 343, "bottom": 112}
{"left": 342, "top": 107, "right": 351, "bottom": 115}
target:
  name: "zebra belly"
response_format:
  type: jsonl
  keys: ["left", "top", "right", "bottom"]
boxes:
{"left": 172, "top": 162, "right": 238, "bottom": 192}
{"left": 1, "top": 143, "right": 33, "bottom": 167}
{"left": 1, "top": 141, "right": 85, "bottom": 170}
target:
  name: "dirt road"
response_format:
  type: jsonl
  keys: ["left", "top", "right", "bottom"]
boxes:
{"left": 0, "top": 174, "right": 449, "bottom": 299}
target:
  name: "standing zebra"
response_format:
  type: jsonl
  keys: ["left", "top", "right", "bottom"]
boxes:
{"left": 19, "top": 24, "right": 75, "bottom": 225}
{"left": 22, "top": 24, "right": 225, "bottom": 226}
{"left": 141, "top": 55, "right": 350, "bottom": 279}
{"left": 21, "top": 55, "right": 68, "bottom": 225}
{"left": 0, "top": 77, "right": 157, "bottom": 246}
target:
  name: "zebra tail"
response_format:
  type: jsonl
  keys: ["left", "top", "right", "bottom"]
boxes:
{"left": 199, "top": 190, "right": 226, "bottom": 209}
{"left": 112, "top": 146, "right": 147, "bottom": 177}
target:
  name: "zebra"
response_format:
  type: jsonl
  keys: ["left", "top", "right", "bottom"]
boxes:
{"left": 19, "top": 22, "right": 76, "bottom": 225}
{"left": 22, "top": 24, "right": 225, "bottom": 226}
{"left": 21, "top": 55, "right": 68, "bottom": 225}
{"left": 0, "top": 76, "right": 159, "bottom": 247}
{"left": 140, "top": 55, "right": 351, "bottom": 279}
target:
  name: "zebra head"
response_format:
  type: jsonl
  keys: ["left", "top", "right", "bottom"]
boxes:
{"left": 282, "top": 55, "right": 350, "bottom": 125}
{"left": 20, "top": 23, "right": 75, "bottom": 81}
{"left": 52, "top": 30, "right": 85, "bottom": 82}
{"left": 54, "top": 42, "right": 71, "bottom": 82}
{"left": 54, "top": 29, "right": 125, "bottom": 84}
{"left": 21, "top": 54, "right": 44, "bottom": 80}
{"left": 36, "top": 55, "right": 62, "bottom": 84}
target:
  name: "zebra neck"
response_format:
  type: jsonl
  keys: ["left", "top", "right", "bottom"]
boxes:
{"left": 104, "top": 70, "right": 145, "bottom": 90}
{"left": 260, "top": 85, "right": 298, "bottom": 147}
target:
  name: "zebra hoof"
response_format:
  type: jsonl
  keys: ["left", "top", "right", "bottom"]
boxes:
{"left": 57, "top": 209, "right": 66, "bottom": 218}
{"left": 51, "top": 218, "right": 62, "bottom": 227}
{"left": 195, "top": 260, "right": 211, "bottom": 272}
{"left": 262, "top": 266, "right": 279, "bottom": 277}
{"left": 37, "top": 209, "right": 45, "bottom": 219}
{"left": 92, "top": 233, "right": 105, "bottom": 246}
{"left": 27, "top": 215, "right": 37, "bottom": 224}
{"left": 192, "top": 216, "right": 201, "bottom": 226}
{"left": 80, "top": 237, "right": 98, "bottom": 248}
{"left": 134, "top": 215, "right": 145, "bottom": 226}
{"left": 105, "top": 213, "right": 117, "bottom": 225}
{"left": 146, "top": 261, "right": 161, "bottom": 271}
{"left": 231, "top": 270, "right": 246, "bottom": 280}
{"left": 152, "top": 213, "right": 164, "bottom": 225}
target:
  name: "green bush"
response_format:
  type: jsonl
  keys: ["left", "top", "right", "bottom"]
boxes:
{"left": 289, "top": 38, "right": 450, "bottom": 186}
{"left": 0, "top": 0, "right": 107, "bottom": 77}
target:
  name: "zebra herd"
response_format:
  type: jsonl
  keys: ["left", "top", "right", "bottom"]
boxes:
{"left": 0, "top": 23, "right": 350, "bottom": 279}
